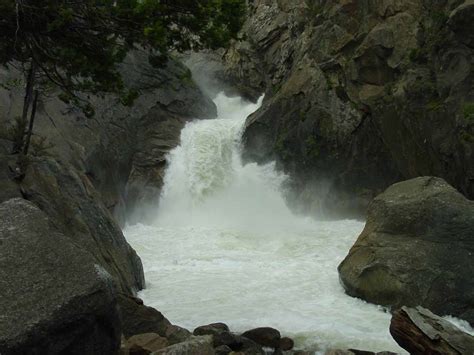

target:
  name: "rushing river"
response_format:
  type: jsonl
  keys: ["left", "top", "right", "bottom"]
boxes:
{"left": 124, "top": 93, "right": 405, "bottom": 353}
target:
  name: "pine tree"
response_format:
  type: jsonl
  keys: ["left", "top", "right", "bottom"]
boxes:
{"left": 0, "top": 0, "right": 246, "bottom": 154}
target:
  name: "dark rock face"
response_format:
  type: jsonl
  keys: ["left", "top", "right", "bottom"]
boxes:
{"left": 118, "top": 295, "right": 171, "bottom": 338}
{"left": 338, "top": 177, "right": 474, "bottom": 324}
{"left": 223, "top": 0, "right": 474, "bottom": 217}
{"left": 0, "top": 198, "right": 121, "bottom": 355}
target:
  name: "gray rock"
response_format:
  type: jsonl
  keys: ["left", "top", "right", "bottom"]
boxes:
{"left": 338, "top": 177, "right": 474, "bottom": 324}
{"left": 119, "top": 295, "right": 171, "bottom": 338}
{"left": 124, "top": 333, "right": 168, "bottom": 354}
{"left": 194, "top": 323, "right": 230, "bottom": 336}
{"left": 165, "top": 325, "right": 193, "bottom": 345}
{"left": 0, "top": 198, "right": 121, "bottom": 354}
{"left": 222, "top": 0, "right": 474, "bottom": 217}
{"left": 19, "top": 156, "right": 145, "bottom": 294}
{"left": 151, "top": 336, "right": 215, "bottom": 355}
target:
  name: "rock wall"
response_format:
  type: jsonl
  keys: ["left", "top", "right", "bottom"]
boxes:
{"left": 223, "top": 0, "right": 474, "bottom": 217}
{"left": 0, "top": 49, "right": 216, "bottom": 223}
{"left": 0, "top": 51, "right": 216, "bottom": 293}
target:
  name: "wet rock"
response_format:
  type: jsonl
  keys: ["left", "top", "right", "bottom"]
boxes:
{"left": 118, "top": 294, "right": 171, "bottom": 338}
{"left": 194, "top": 323, "right": 231, "bottom": 336}
{"left": 124, "top": 333, "right": 168, "bottom": 354}
{"left": 0, "top": 198, "right": 120, "bottom": 354}
{"left": 152, "top": 335, "right": 214, "bottom": 355}
{"left": 215, "top": 344, "right": 233, "bottom": 355}
{"left": 165, "top": 325, "right": 192, "bottom": 345}
{"left": 338, "top": 177, "right": 474, "bottom": 324}
{"left": 390, "top": 306, "right": 474, "bottom": 354}
{"left": 241, "top": 327, "right": 281, "bottom": 348}
{"left": 279, "top": 337, "right": 295, "bottom": 351}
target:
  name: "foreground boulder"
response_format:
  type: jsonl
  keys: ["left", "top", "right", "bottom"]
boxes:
{"left": 338, "top": 177, "right": 474, "bottom": 324}
{"left": 0, "top": 198, "right": 120, "bottom": 354}
{"left": 390, "top": 306, "right": 474, "bottom": 354}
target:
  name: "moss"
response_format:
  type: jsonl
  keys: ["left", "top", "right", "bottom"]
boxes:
{"left": 305, "top": 135, "right": 320, "bottom": 159}
{"left": 409, "top": 48, "right": 428, "bottom": 64}
{"left": 460, "top": 130, "right": 474, "bottom": 143}
{"left": 426, "top": 99, "right": 444, "bottom": 112}
{"left": 463, "top": 103, "right": 474, "bottom": 122}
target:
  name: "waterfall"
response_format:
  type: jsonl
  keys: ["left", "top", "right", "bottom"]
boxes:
{"left": 124, "top": 93, "right": 405, "bottom": 353}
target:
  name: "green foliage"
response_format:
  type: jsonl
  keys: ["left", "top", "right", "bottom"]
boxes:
{"left": 463, "top": 103, "right": 474, "bottom": 122}
{"left": 0, "top": 0, "right": 246, "bottom": 112}
{"left": 305, "top": 135, "right": 320, "bottom": 159}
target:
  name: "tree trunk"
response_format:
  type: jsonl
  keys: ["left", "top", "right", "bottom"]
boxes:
{"left": 390, "top": 306, "right": 474, "bottom": 355}
{"left": 14, "top": 59, "right": 36, "bottom": 154}
{"left": 22, "top": 90, "right": 39, "bottom": 155}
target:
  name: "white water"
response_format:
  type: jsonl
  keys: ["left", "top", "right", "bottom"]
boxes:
{"left": 124, "top": 93, "right": 405, "bottom": 353}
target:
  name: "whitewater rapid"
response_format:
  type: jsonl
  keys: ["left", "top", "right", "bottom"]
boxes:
{"left": 124, "top": 93, "right": 405, "bottom": 353}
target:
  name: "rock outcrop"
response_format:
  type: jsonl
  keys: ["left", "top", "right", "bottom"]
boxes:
{"left": 338, "top": 177, "right": 474, "bottom": 324}
{"left": 221, "top": 0, "right": 474, "bottom": 217}
{"left": 0, "top": 198, "right": 121, "bottom": 354}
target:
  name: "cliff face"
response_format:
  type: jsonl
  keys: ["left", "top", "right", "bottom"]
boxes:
{"left": 224, "top": 0, "right": 474, "bottom": 217}
{"left": 0, "top": 50, "right": 216, "bottom": 293}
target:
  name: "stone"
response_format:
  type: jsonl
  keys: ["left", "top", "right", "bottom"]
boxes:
{"left": 241, "top": 327, "right": 281, "bottom": 348}
{"left": 125, "top": 333, "right": 168, "bottom": 354}
{"left": 279, "top": 337, "right": 295, "bottom": 351}
{"left": 338, "top": 177, "right": 474, "bottom": 324}
{"left": 165, "top": 325, "right": 192, "bottom": 345}
{"left": 19, "top": 156, "right": 145, "bottom": 294}
{"left": 214, "top": 345, "right": 232, "bottom": 355}
{"left": 194, "top": 323, "right": 230, "bottom": 336}
{"left": 118, "top": 294, "right": 171, "bottom": 338}
{"left": 0, "top": 198, "right": 120, "bottom": 354}
{"left": 151, "top": 336, "right": 214, "bottom": 355}
{"left": 390, "top": 306, "right": 474, "bottom": 354}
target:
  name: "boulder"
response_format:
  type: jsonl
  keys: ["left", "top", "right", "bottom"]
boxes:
{"left": 164, "top": 325, "right": 192, "bottom": 345}
{"left": 194, "top": 323, "right": 230, "bottom": 336}
{"left": 118, "top": 294, "right": 171, "bottom": 338}
{"left": 279, "top": 337, "right": 295, "bottom": 351}
{"left": 0, "top": 198, "right": 121, "bottom": 354}
{"left": 20, "top": 156, "right": 145, "bottom": 294}
{"left": 241, "top": 327, "right": 281, "bottom": 348}
{"left": 152, "top": 336, "right": 214, "bottom": 355}
{"left": 338, "top": 177, "right": 474, "bottom": 324}
{"left": 390, "top": 306, "right": 474, "bottom": 354}
{"left": 124, "top": 333, "right": 168, "bottom": 355}
{"left": 214, "top": 345, "right": 232, "bottom": 355}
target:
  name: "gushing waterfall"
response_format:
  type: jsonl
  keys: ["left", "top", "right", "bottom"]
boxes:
{"left": 124, "top": 93, "right": 404, "bottom": 353}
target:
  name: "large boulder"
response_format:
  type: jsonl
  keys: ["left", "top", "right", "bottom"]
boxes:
{"left": 338, "top": 177, "right": 474, "bottom": 324}
{"left": 19, "top": 156, "right": 145, "bottom": 294}
{"left": 0, "top": 198, "right": 121, "bottom": 354}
